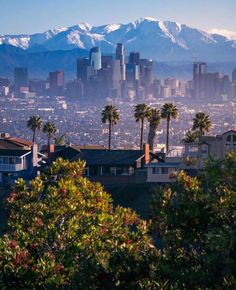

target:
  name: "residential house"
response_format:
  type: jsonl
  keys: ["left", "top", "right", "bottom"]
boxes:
{"left": 0, "top": 133, "right": 44, "bottom": 186}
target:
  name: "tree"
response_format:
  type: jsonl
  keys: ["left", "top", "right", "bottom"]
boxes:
{"left": 147, "top": 108, "right": 161, "bottom": 151}
{"left": 134, "top": 104, "right": 150, "bottom": 150}
{"left": 54, "top": 133, "right": 66, "bottom": 146}
{"left": 101, "top": 105, "right": 120, "bottom": 150}
{"left": 181, "top": 129, "right": 200, "bottom": 144}
{"left": 0, "top": 158, "right": 159, "bottom": 289}
{"left": 43, "top": 121, "right": 57, "bottom": 147}
{"left": 27, "top": 116, "right": 42, "bottom": 143}
{"left": 150, "top": 152, "right": 236, "bottom": 289}
{"left": 192, "top": 112, "right": 211, "bottom": 136}
{"left": 161, "top": 103, "right": 178, "bottom": 152}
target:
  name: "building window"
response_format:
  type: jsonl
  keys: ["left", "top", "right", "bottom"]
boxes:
{"left": 152, "top": 167, "right": 159, "bottom": 174}
{"left": 226, "top": 135, "right": 232, "bottom": 142}
{"left": 161, "top": 168, "right": 168, "bottom": 174}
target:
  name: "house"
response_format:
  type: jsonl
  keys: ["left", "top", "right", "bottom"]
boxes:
{"left": 184, "top": 129, "right": 236, "bottom": 168}
{"left": 0, "top": 133, "right": 44, "bottom": 186}
{"left": 145, "top": 162, "right": 181, "bottom": 183}
{"left": 47, "top": 144, "right": 161, "bottom": 184}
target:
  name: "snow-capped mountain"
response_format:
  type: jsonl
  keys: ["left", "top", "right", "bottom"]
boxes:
{"left": 0, "top": 17, "right": 236, "bottom": 61}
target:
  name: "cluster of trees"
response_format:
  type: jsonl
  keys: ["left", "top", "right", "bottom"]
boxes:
{"left": 28, "top": 105, "right": 211, "bottom": 152}
{"left": 27, "top": 116, "right": 57, "bottom": 146}
{"left": 102, "top": 102, "right": 178, "bottom": 151}
{"left": 182, "top": 112, "right": 211, "bottom": 143}
{"left": 0, "top": 154, "right": 235, "bottom": 289}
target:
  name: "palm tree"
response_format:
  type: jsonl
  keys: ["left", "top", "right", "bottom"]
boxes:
{"left": 101, "top": 105, "right": 120, "bottom": 150}
{"left": 161, "top": 103, "right": 178, "bottom": 152}
{"left": 27, "top": 116, "right": 42, "bottom": 143}
{"left": 147, "top": 108, "right": 161, "bottom": 151}
{"left": 181, "top": 130, "right": 200, "bottom": 144}
{"left": 43, "top": 121, "right": 57, "bottom": 147}
{"left": 134, "top": 104, "right": 150, "bottom": 149}
{"left": 192, "top": 112, "right": 211, "bottom": 136}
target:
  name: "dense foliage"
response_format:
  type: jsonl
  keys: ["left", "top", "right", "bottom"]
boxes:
{"left": 1, "top": 153, "right": 236, "bottom": 289}
{"left": 150, "top": 151, "right": 236, "bottom": 289}
{"left": 0, "top": 159, "right": 159, "bottom": 289}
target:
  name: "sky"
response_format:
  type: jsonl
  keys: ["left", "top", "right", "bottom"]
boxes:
{"left": 0, "top": 0, "right": 236, "bottom": 36}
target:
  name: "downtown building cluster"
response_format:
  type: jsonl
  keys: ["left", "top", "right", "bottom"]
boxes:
{"left": 0, "top": 44, "right": 236, "bottom": 102}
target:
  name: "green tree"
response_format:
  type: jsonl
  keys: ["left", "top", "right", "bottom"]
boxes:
{"left": 0, "top": 158, "right": 159, "bottom": 289}
{"left": 43, "top": 121, "right": 57, "bottom": 147}
{"left": 54, "top": 133, "right": 66, "bottom": 146}
{"left": 161, "top": 103, "right": 178, "bottom": 152}
{"left": 147, "top": 108, "right": 161, "bottom": 151}
{"left": 150, "top": 152, "right": 236, "bottom": 289}
{"left": 192, "top": 112, "right": 211, "bottom": 136}
{"left": 27, "top": 116, "right": 42, "bottom": 143}
{"left": 134, "top": 104, "right": 150, "bottom": 150}
{"left": 181, "top": 129, "right": 200, "bottom": 144}
{"left": 101, "top": 105, "right": 120, "bottom": 150}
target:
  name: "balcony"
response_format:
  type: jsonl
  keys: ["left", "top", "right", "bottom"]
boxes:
{"left": 0, "top": 163, "right": 25, "bottom": 172}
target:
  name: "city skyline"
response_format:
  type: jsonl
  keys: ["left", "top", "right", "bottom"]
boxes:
{"left": 0, "top": 0, "right": 236, "bottom": 37}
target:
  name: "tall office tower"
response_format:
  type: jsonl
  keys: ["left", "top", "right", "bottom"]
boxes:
{"left": 126, "top": 64, "right": 140, "bottom": 84}
{"left": 116, "top": 43, "right": 126, "bottom": 81}
{"left": 193, "top": 62, "right": 207, "bottom": 99}
{"left": 14, "top": 67, "right": 29, "bottom": 90}
{"left": 111, "top": 60, "right": 121, "bottom": 98}
{"left": 232, "top": 69, "right": 236, "bottom": 99}
{"left": 77, "top": 58, "right": 89, "bottom": 82}
{"left": 90, "top": 47, "right": 102, "bottom": 71}
{"left": 29, "top": 79, "right": 47, "bottom": 95}
{"left": 140, "top": 59, "right": 153, "bottom": 86}
{"left": 49, "top": 71, "right": 65, "bottom": 95}
{"left": 232, "top": 69, "right": 236, "bottom": 84}
{"left": 205, "top": 73, "right": 221, "bottom": 100}
{"left": 129, "top": 52, "right": 140, "bottom": 65}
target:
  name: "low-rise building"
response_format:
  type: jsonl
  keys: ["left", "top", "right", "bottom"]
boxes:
{"left": 0, "top": 134, "right": 44, "bottom": 186}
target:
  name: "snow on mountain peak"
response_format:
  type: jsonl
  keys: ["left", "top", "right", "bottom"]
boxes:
{"left": 0, "top": 18, "right": 236, "bottom": 61}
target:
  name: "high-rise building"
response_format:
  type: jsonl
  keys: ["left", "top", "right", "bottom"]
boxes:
{"left": 193, "top": 62, "right": 207, "bottom": 99}
{"left": 49, "top": 71, "right": 65, "bottom": 95}
{"left": 14, "top": 67, "right": 29, "bottom": 90}
{"left": 129, "top": 52, "right": 140, "bottom": 65}
{"left": 77, "top": 58, "right": 89, "bottom": 82}
{"left": 232, "top": 69, "right": 236, "bottom": 99}
{"left": 90, "top": 47, "right": 102, "bottom": 71}
{"left": 116, "top": 43, "right": 126, "bottom": 81}
{"left": 232, "top": 69, "right": 236, "bottom": 85}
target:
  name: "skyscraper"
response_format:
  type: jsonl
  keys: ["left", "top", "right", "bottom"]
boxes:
{"left": 77, "top": 58, "right": 89, "bottom": 82}
{"left": 49, "top": 71, "right": 65, "bottom": 95}
{"left": 232, "top": 69, "right": 236, "bottom": 85}
{"left": 116, "top": 43, "right": 126, "bottom": 81}
{"left": 14, "top": 67, "right": 29, "bottom": 90}
{"left": 193, "top": 62, "right": 207, "bottom": 99}
{"left": 90, "top": 47, "right": 102, "bottom": 71}
{"left": 129, "top": 52, "right": 140, "bottom": 66}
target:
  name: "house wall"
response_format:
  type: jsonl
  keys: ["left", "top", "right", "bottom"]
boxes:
{"left": 147, "top": 167, "right": 178, "bottom": 183}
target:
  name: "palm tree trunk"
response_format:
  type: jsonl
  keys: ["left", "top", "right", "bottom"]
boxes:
{"left": 140, "top": 119, "right": 144, "bottom": 150}
{"left": 48, "top": 135, "right": 50, "bottom": 148}
{"left": 148, "top": 125, "right": 157, "bottom": 152}
{"left": 32, "top": 130, "right": 36, "bottom": 143}
{"left": 108, "top": 122, "right": 112, "bottom": 150}
{"left": 166, "top": 118, "right": 170, "bottom": 152}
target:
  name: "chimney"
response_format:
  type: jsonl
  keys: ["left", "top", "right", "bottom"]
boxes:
{"left": 31, "top": 143, "right": 38, "bottom": 167}
{"left": 48, "top": 144, "right": 55, "bottom": 159}
{"left": 143, "top": 143, "right": 150, "bottom": 164}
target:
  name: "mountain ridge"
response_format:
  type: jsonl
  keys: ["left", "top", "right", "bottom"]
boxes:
{"left": 0, "top": 17, "right": 236, "bottom": 61}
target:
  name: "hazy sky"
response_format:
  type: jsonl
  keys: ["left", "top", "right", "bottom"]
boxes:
{"left": 0, "top": 0, "right": 235, "bottom": 35}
